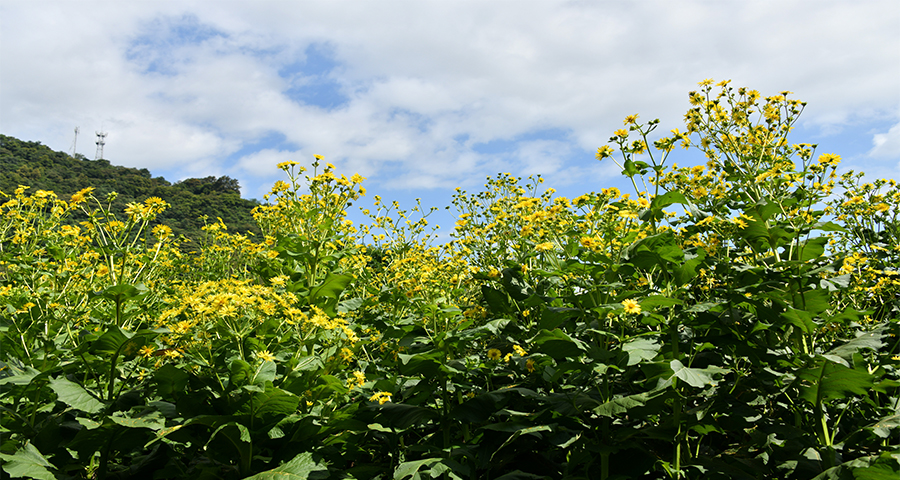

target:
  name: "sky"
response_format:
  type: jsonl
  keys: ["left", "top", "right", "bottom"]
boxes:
{"left": 2, "top": 0, "right": 899, "bottom": 236}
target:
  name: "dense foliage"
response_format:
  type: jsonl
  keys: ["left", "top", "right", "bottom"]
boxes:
{"left": 0, "top": 135, "right": 260, "bottom": 244}
{"left": 2, "top": 81, "right": 899, "bottom": 480}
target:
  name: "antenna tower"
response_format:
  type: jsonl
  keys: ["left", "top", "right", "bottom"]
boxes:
{"left": 95, "top": 131, "right": 107, "bottom": 160}
{"left": 70, "top": 127, "right": 79, "bottom": 157}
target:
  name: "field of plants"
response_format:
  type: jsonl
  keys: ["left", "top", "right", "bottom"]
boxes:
{"left": 2, "top": 81, "right": 899, "bottom": 479}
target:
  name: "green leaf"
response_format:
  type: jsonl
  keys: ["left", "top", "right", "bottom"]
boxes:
{"left": 244, "top": 452, "right": 328, "bottom": 480}
{"left": 670, "top": 360, "right": 729, "bottom": 388}
{"left": 639, "top": 295, "right": 683, "bottom": 311}
{"left": 49, "top": 377, "right": 104, "bottom": 413}
{"left": 153, "top": 364, "right": 190, "bottom": 396}
{"left": 593, "top": 391, "right": 656, "bottom": 417}
{"left": 309, "top": 273, "right": 353, "bottom": 302}
{"left": 812, "top": 221, "right": 847, "bottom": 233}
{"left": 621, "top": 337, "right": 661, "bottom": 366}
{"left": 230, "top": 359, "right": 253, "bottom": 388}
{"left": 792, "top": 288, "right": 831, "bottom": 315}
{"left": 91, "top": 283, "right": 147, "bottom": 304}
{"left": 394, "top": 458, "right": 441, "bottom": 480}
{"left": 376, "top": 402, "right": 439, "bottom": 430}
{"left": 482, "top": 285, "right": 512, "bottom": 314}
{"left": 490, "top": 424, "right": 553, "bottom": 462}
{"left": 398, "top": 351, "right": 443, "bottom": 377}
{"left": 109, "top": 411, "right": 166, "bottom": 430}
{"left": 652, "top": 191, "right": 689, "bottom": 209}
{"left": 797, "top": 356, "right": 875, "bottom": 405}
{"left": 529, "top": 329, "right": 587, "bottom": 360}
{"left": 870, "top": 413, "right": 900, "bottom": 438}
{"left": 314, "top": 374, "right": 349, "bottom": 395}
{"left": 811, "top": 451, "right": 900, "bottom": 480}
{"left": 251, "top": 360, "right": 277, "bottom": 385}
{"left": 674, "top": 250, "right": 706, "bottom": 286}
{"left": 623, "top": 159, "right": 638, "bottom": 177}
{"left": 780, "top": 307, "right": 818, "bottom": 334}
{"left": 826, "top": 329, "right": 884, "bottom": 361}
{"left": 0, "top": 442, "right": 57, "bottom": 480}
{"left": 89, "top": 326, "right": 149, "bottom": 359}
{"left": 242, "top": 384, "right": 301, "bottom": 421}
{"left": 793, "top": 236, "right": 828, "bottom": 262}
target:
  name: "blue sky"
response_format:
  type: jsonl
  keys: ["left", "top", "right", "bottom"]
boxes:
{"left": 2, "top": 0, "right": 898, "bottom": 236}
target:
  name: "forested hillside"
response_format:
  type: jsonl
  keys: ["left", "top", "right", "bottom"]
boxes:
{"left": 0, "top": 134, "right": 260, "bottom": 243}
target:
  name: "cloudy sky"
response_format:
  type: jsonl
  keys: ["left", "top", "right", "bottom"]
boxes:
{"left": 2, "top": 0, "right": 898, "bottom": 231}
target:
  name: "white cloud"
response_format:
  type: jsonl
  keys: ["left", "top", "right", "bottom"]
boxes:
{"left": 870, "top": 122, "right": 900, "bottom": 159}
{"left": 1, "top": 0, "right": 898, "bottom": 197}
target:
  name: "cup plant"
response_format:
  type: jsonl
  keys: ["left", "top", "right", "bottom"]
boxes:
{"left": 2, "top": 80, "right": 898, "bottom": 480}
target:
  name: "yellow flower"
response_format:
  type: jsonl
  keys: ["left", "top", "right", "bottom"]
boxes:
{"left": 816, "top": 153, "right": 840, "bottom": 167}
{"left": 370, "top": 391, "right": 392, "bottom": 405}
{"left": 621, "top": 299, "right": 641, "bottom": 315}
{"left": 596, "top": 145, "right": 614, "bottom": 160}
{"left": 526, "top": 359, "right": 535, "bottom": 372}
{"left": 624, "top": 114, "right": 640, "bottom": 125}
{"left": 347, "top": 370, "right": 366, "bottom": 389}
{"left": 487, "top": 348, "right": 502, "bottom": 361}
{"left": 152, "top": 224, "right": 173, "bottom": 239}
{"left": 277, "top": 160, "right": 299, "bottom": 170}
{"left": 70, "top": 187, "right": 94, "bottom": 204}
{"left": 535, "top": 242, "right": 554, "bottom": 252}
{"left": 255, "top": 350, "right": 276, "bottom": 362}
{"left": 614, "top": 129, "right": 629, "bottom": 138}
{"left": 513, "top": 345, "right": 527, "bottom": 356}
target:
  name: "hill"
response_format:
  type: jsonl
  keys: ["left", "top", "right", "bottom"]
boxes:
{"left": 0, "top": 134, "right": 261, "bottom": 244}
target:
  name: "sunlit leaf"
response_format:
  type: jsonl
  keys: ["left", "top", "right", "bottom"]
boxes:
{"left": 0, "top": 442, "right": 57, "bottom": 480}
{"left": 49, "top": 377, "right": 104, "bottom": 413}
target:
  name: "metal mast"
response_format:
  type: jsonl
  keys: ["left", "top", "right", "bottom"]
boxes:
{"left": 95, "top": 130, "right": 107, "bottom": 160}
{"left": 70, "top": 127, "right": 79, "bottom": 157}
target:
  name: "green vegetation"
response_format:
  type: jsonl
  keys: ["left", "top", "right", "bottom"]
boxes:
{"left": 0, "top": 134, "right": 260, "bottom": 244}
{"left": 1, "top": 82, "right": 899, "bottom": 479}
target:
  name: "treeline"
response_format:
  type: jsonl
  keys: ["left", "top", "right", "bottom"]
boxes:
{"left": 0, "top": 134, "right": 261, "bottom": 244}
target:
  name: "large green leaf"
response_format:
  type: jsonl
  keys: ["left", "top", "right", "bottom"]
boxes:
{"left": 109, "top": 410, "right": 166, "bottom": 430}
{"left": 375, "top": 402, "right": 439, "bottom": 430}
{"left": 394, "top": 458, "right": 441, "bottom": 480}
{"left": 529, "top": 328, "right": 587, "bottom": 360}
{"left": 811, "top": 450, "right": 900, "bottom": 480}
{"left": 309, "top": 273, "right": 354, "bottom": 302}
{"left": 797, "top": 356, "right": 874, "bottom": 405}
{"left": 621, "top": 337, "right": 661, "bottom": 366}
{"left": 398, "top": 351, "right": 443, "bottom": 377}
{"left": 89, "top": 326, "right": 151, "bottom": 359}
{"left": 827, "top": 329, "right": 885, "bottom": 361}
{"left": 482, "top": 285, "right": 512, "bottom": 315}
{"left": 230, "top": 358, "right": 253, "bottom": 388}
{"left": 670, "top": 360, "right": 729, "bottom": 388}
{"left": 593, "top": 391, "right": 657, "bottom": 417}
{"left": 153, "top": 364, "right": 190, "bottom": 396}
{"left": 49, "top": 377, "right": 104, "bottom": 413}
{"left": 0, "top": 442, "right": 57, "bottom": 480}
{"left": 245, "top": 451, "right": 328, "bottom": 480}
{"left": 242, "top": 384, "right": 301, "bottom": 423}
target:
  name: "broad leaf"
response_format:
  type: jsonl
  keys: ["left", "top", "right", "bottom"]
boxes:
{"left": 49, "top": 377, "right": 104, "bottom": 413}
{"left": 670, "top": 360, "right": 729, "bottom": 388}
{"left": 0, "top": 442, "right": 57, "bottom": 480}
{"left": 245, "top": 451, "right": 328, "bottom": 480}
{"left": 529, "top": 328, "right": 587, "bottom": 360}
{"left": 375, "top": 402, "right": 439, "bottom": 430}
{"left": 797, "top": 356, "right": 874, "bottom": 405}
{"left": 621, "top": 337, "right": 661, "bottom": 366}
